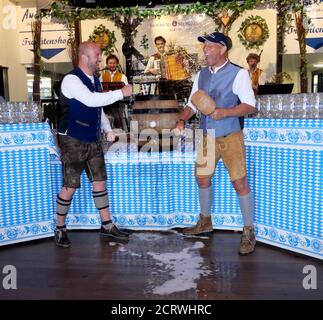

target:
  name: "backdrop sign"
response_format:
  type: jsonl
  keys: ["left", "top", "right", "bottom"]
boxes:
{"left": 18, "top": 5, "right": 70, "bottom": 64}
{"left": 285, "top": 2, "right": 323, "bottom": 54}
{"left": 134, "top": 14, "right": 215, "bottom": 69}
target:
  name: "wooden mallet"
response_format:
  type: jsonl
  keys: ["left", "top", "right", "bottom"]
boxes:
{"left": 191, "top": 90, "right": 216, "bottom": 115}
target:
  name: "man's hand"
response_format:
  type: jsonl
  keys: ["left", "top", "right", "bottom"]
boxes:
{"left": 149, "top": 68, "right": 158, "bottom": 75}
{"left": 211, "top": 108, "right": 227, "bottom": 120}
{"left": 106, "top": 131, "right": 116, "bottom": 142}
{"left": 172, "top": 119, "right": 185, "bottom": 136}
{"left": 121, "top": 84, "right": 133, "bottom": 97}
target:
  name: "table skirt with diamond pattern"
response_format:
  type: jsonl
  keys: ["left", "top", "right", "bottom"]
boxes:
{"left": 1, "top": 120, "right": 322, "bottom": 259}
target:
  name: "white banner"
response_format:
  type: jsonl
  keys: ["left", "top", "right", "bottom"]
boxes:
{"left": 18, "top": 5, "right": 70, "bottom": 64}
{"left": 285, "top": 2, "right": 323, "bottom": 54}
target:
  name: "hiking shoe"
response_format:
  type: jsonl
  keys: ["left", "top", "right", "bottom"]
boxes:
{"left": 54, "top": 227, "right": 71, "bottom": 248}
{"left": 117, "top": 228, "right": 130, "bottom": 236}
{"left": 183, "top": 214, "right": 213, "bottom": 235}
{"left": 239, "top": 226, "right": 256, "bottom": 255}
{"left": 100, "top": 224, "right": 129, "bottom": 241}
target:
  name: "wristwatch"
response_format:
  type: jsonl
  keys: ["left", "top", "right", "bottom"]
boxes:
{"left": 176, "top": 119, "right": 186, "bottom": 125}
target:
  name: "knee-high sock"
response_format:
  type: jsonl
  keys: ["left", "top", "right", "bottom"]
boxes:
{"left": 238, "top": 192, "right": 254, "bottom": 227}
{"left": 93, "top": 190, "right": 109, "bottom": 210}
{"left": 56, "top": 195, "right": 72, "bottom": 217}
{"left": 199, "top": 186, "right": 213, "bottom": 217}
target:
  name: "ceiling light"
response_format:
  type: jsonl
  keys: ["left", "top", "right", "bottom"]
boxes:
{"left": 146, "top": 1, "right": 155, "bottom": 8}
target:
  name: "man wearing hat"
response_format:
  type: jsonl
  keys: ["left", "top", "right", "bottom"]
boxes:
{"left": 174, "top": 32, "right": 257, "bottom": 255}
{"left": 246, "top": 53, "right": 265, "bottom": 94}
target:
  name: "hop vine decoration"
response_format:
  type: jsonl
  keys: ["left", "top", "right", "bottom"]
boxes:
{"left": 88, "top": 24, "right": 117, "bottom": 56}
{"left": 238, "top": 15, "right": 269, "bottom": 50}
{"left": 140, "top": 34, "right": 149, "bottom": 51}
{"left": 266, "top": 72, "right": 293, "bottom": 85}
{"left": 50, "top": 1, "right": 260, "bottom": 22}
{"left": 140, "top": 34, "right": 150, "bottom": 62}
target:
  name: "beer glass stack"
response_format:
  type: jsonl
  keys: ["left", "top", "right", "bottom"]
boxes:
{"left": 255, "top": 93, "right": 322, "bottom": 119}
{"left": 0, "top": 101, "right": 43, "bottom": 124}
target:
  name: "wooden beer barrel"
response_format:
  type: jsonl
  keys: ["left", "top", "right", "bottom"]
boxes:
{"left": 131, "top": 95, "right": 180, "bottom": 134}
{"left": 131, "top": 95, "right": 180, "bottom": 151}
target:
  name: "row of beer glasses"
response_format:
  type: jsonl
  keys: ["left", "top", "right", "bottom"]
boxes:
{"left": 255, "top": 93, "right": 323, "bottom": 119}
{"left": 0, "top": 101, "right": 43, "bottom": 124}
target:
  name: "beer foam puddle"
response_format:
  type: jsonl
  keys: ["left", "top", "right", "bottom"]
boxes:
{"left": 117, "top": 232, "right": 211, "bottom": 295}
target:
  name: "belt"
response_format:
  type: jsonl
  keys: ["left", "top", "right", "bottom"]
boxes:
{"left": 217, "top": 130, "right": 241, "bottom": 139}
{"left": 217, "top": 134, "right": 228, "bottom": 139}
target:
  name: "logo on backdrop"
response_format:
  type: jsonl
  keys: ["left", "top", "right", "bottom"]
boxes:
{"left": 18, "top": 6, "right": 70, "bottom": 64}
{"left": 286, "top": 1, "right": 323, "bottom": 53}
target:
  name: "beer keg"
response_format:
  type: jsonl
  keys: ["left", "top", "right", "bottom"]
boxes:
{"left": 131, "top": 95, "right": 180, "bottom": 133}
{"left": 131, "top": 95, "right": 180, "bottom": 150}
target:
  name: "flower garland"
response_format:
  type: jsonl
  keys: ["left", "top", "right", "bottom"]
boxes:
{"left": 238, "top": 15, "right": 269, "bottom": 50}
{"left": 88, "top": 24, "right": 117, "bottom": 56}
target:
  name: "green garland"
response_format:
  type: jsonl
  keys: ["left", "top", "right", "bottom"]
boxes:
{"left": 49, "top": 0, "right": 307, "bottom": 89}
{"left": 50, "top": 1, "right": 306, "bottom": 23}
{"left": 88, "top": 24, "right": 117, "bottom": 56}
{"left": 238, "top": 15, "right": 269, "bottom": 50}
{"left": 50, "top": 1, "right": 260, "bottom": 22}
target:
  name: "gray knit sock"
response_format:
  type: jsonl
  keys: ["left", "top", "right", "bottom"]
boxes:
{"left": 199, "top": 186, "right": 213, "bottom": 217}
{"left": 238, "top": 192, "right": 254, "bottom": 227}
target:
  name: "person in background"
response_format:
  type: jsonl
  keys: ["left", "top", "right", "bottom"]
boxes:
{"left": 101, "top": 54, "right": 129, "bottom": 130}
{"left": 144, "top": 36, "right": 167, "bottom": 77}
{"left": 101, "top": 54, "right": 128, "bottom": 84}
{"left": 174, "top": 32, "right": 257, "bottom": 256}
{"left": 55, "top": 41, "right": 132, "bottom": 248}
{"left": 246, "top": 53, "right": 266, "bottom": 94}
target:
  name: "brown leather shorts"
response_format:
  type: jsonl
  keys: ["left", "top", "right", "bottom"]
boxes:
{"left": 59, "top": 135, "right": 107, "bottom": 188}
{"left": 195, "top": 130, "right": 247, "bottom": 181}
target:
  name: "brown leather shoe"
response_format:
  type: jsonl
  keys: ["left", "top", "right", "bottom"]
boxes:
{"left": 183, "top": 214, "right": 213, "bottom": 235}
{"left": 239, "top": 226, "right": 256, "bottom": 255}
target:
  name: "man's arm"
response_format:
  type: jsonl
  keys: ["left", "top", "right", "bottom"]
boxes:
{"left": 174, "top": 106, "right": 196, "bottom": 132}
{"left": 61, "top": 74, "right": 124, "bottom": 107}
{"left": 144, "top": 56, "right": 156, "bottom": 74}
{"left": 101, "top": 109, "right": 117, "bottom": 142}
{"left": 101, "top": 109, "right": 112, "bottom": 132}
{"left": 211, "top": 69, "right": 256, "bottom": 120}
{"left": 211, "top": 103, "right": 255, "bottom": 120}
{"left": 61, "top": 75, "right": 132, "bottom": 107}
{"left": 121, "top": 74, "right": 129, "bottom": 85}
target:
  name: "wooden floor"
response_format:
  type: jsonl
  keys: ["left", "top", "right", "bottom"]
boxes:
{"left": 0, "top": 230, "right": 322, "bottom": 300}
